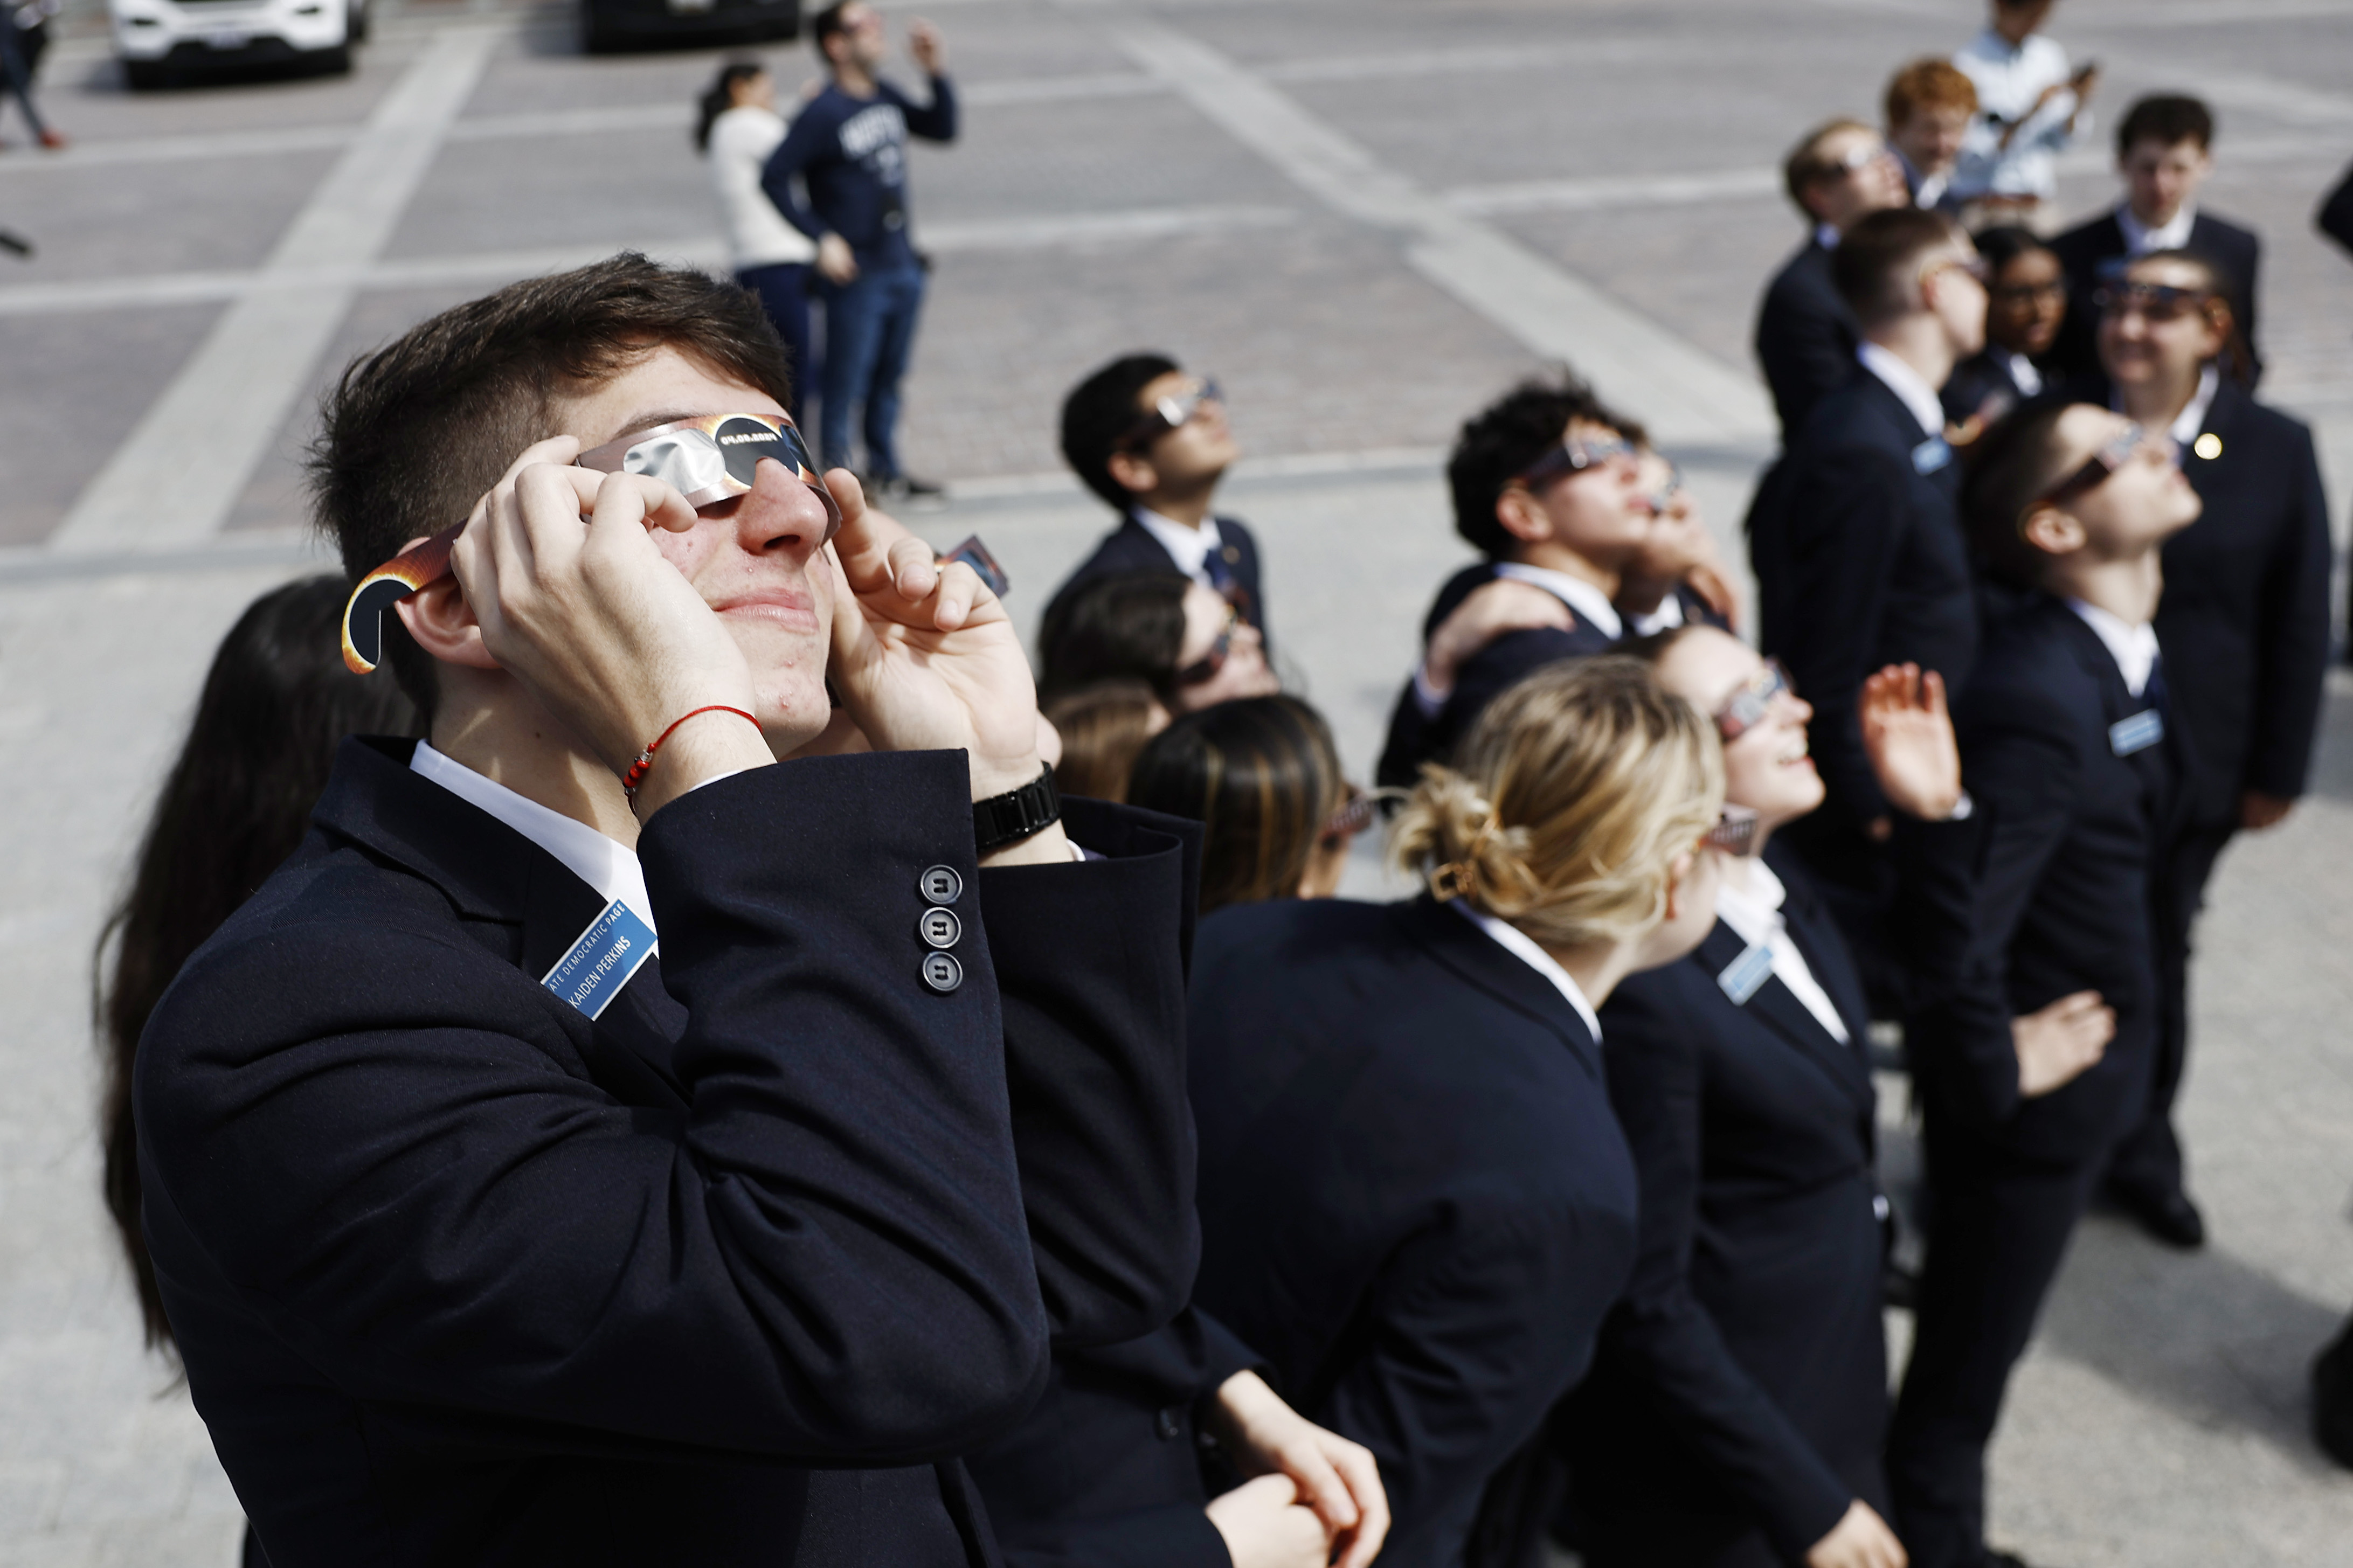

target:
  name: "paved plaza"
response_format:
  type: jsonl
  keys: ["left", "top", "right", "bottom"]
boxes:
{"left": 2, "top": 0, "right": 2351, "bottom": 1561}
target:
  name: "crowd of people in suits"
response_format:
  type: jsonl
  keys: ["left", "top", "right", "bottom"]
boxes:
{"left": 86, "top": 3, "right": 2353, "bottom": 1566}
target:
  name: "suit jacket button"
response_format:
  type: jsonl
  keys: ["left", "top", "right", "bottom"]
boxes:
{"left": 921, "top": 952, "right": 964, "bottom": 994}
{"left": 1155, "top": 1407, "right": 1182, "bottom": 1441}
{"left": 919, "top": 908, "right": 962, "bottom": 949}
{"left": 920, "top": 866, "right": 963, "bottom": 906}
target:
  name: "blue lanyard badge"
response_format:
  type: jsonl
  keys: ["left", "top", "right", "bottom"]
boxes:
{"left": 1911, "top": 436, "right": 1953, "bottom": 475}
{"left": 2109, "top": 710, "right": 2164, "bottom": 757}
{"left": 1717, "top": 942, "right": 1774, "bottom": 1006}
{"left": 542, "top": 899, "right": 658, "bottom": 1020}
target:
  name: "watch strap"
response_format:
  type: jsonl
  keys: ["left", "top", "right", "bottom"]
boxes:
{"left": 974, "top": 765, "right": 1062, "bottom": 855}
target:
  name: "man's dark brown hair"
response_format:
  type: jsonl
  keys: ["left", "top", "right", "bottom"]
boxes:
{"left": 2118, "top": 94, "right": 2213, "bottom": 158}
{"left": 308, "top": 253, "right": 793, "bottom": 716}
{"left": 1958, "top": 394, "right": 2077, "bottom": 587}
{"left": 1448, "top": 369, "right": 1646, "bottom": 559}
{"left": 1831, "top": 206, "right": 1966, "bottom": 327}
{"left": 1782, "top": 118, "right": 1875, "bottom": 214}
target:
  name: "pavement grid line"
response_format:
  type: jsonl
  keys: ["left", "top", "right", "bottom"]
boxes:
{"left": 46, "top": 28, "right": 500, "bottom": 553}
{"left": 1074, "top": 2, "right": 1777, "bottom": 450}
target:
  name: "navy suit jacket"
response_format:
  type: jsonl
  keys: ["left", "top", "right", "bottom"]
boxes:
{"left": 2048, "top": 208, "right": 2263, "bottom": 384}
{"left": 1188, "top": 895, "right": 1638, "bottom": 1568}
{"left": 1565, "top": 844, "right": 1888, "bottom": 1561}
{"left": 1755, "top": 239, "right": 1861, "bottom": 441}
{"left": 1042, "top": 512, "right": 1268, "bottom": 648}
{"left": 1940, "top": 348, "right": 2040, "bottom": 432}
{"left": 136, "top": 739, "right": 1198, "bottom": 1568}
{"left": 1749, "top": 372, "right": 1979, "bottom": 875}
{"left": 1899, "top": 598, "right": 2188, "bottom": 1161}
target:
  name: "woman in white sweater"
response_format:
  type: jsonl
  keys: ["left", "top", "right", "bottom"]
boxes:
{"left": 698, "top": 61, "right": 819, "bottom": 420}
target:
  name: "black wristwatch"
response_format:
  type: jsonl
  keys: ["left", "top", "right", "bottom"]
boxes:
{"left": 974, "top": 765, "right": 1061, "bottom": 856}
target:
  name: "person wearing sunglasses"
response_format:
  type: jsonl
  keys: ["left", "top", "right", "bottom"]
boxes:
{"left": 133, "top": 255, "right": 1215, "bottom": 1568}
{"left": 1561, "top": 628, "right": 1969, "bottom": 1568}
{"left": 1887, "top": 399, "right": 2203, "bottom": 1568}
{"left": 1747, "top": 206, "right": 1987, "bottom": 1017}
{"left": 2047, "top": 93, "right": 2260, "bottom": 385}
{"left": 2083, "top": 246, "right": 2330, "bottom": 1250}
{"left": 1940, "top": 225, "right": 2064, "bottom": 439}
{"left": 1039, "top": 572, "right": 1279, "bottom": 719}
{"left": 1756, "top": 119, "right": 1913, "bottom": 441}
{"left": 1046, "top": 353, "right": 1269, "bottom": 651}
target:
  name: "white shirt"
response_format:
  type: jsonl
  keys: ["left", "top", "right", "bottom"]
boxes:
{"left": 1712, "top": 858, "right": 1850, "bottom": 1044}
{"left": 1135, "top": 508, "right": 1226, "bottom": 590}
{"left": 2169, "top": 364, "right": 2220, "bottom": 447}
{"left": 2118, "top": 200, "right": 2197, "bottom": 257}
{"left": 1856, "top": 343, "right": 1947, "bottom": 441}
{"left": 411, "top": 740, "right": 659, "bottom": 936}
{"left": 708, "top": 105, "right": 819, "bottom": 272}
{"left": 1453, "top": 902, "right": 1603, "bottom": 1044}
{"left": 1950, "top": 29, "right": 2086, "bottom": 200}
{"left": 1624, "top": 591, "right": 1685, "bottom": 638}
{"left": 1492, "top": 561, "right": 1623, "bottom": 642}
{"left": 2066, "top": 599, "right": 2160, "bottom": 698}
{"left": 2002, "top": 349, "right": 2044, "bottom": 398}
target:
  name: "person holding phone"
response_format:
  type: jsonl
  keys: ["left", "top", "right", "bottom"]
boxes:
{"left": 1949, "top": 0, "right": 2097, "bottom": 233}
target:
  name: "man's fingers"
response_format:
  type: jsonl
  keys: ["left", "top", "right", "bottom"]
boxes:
{"left": 1326, "top": 1441, "right": 1389, "bottom": 1568}
{"left": 826, "top": 468, "right": 918, "bottom": 588}
{"left": 495, "top": 434, "right": 582, "bottom": 489}
{"left": 1280, "top": 1442, "right": 1356, "bottom": 1534}
{"left": 888, "top": 535, "right": 938, "bottom": 601}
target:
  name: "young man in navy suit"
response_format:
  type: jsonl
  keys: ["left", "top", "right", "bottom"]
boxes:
{"left": 1747, "top": 206, "right": 1987, "bottom": 1010}
{"left": 1045, "top": 353, "right": 1269, "bottom": 648}
{"left": 1888, "top": 399, "right": 2203, "bottom": 1568}
{"left": 1755, "top": 119, "right": 1912, "bottom": 442}
{"left": 2049, "top": 95, "right": 2261, "bottom": 384}
{"left": 2090, "top": 249, "right": 2330, "bottom": 1247}
{"left": 134, "top": 256, "right": 1202, "bottom": 1568}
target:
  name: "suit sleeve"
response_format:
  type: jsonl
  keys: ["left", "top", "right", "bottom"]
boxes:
{"left": 1441, "top": 628, "right": 1593, "bottom": 759}
{"left": 1376, "top": 678, "right": 1440, "bottom": 791}
{"left": 1596, "top": 985, "right": 1856, "bottom": 1559}
{"left": 1899, "top": 698, "right": 2081, "bottom": 1131}
{"left": 760, "top": 107, "right": 831, "bottom": 240}
{"left": 1756, "top": 277, "right": 1854, "bottom": 437}
{"left": 979, "top": 798, "right": 1201, "bottom": 1348}
{"left": 1313, "top": 1201, "right": 1613, "bottom": 1555}
{"left": 1776, "top": 448, "right": 1908, "bottom": 827}
{"left": 2244, "top": 425, "right": 2331, "bottom": 800}
{"left": 142, "top": 753, "right": 1047, "bottom": 1463}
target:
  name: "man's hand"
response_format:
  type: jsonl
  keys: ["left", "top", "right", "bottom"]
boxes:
{"left": 1210, "top": 1370, "right": 1389, "bottom": 1568}
{"left": 1806, "top": 1500, "right": 1908, "bottom": 1568}
{"left": 1423, "top": 578, "right": 1574, "bottom": 699}
{"left": 1860, "top": 664, "right": 1962, "bottom": 822}
{"left": 816, "top": 233, "right": 858, "bottom": 285}
{"left": 2014, "top": 990, "right": 2114, "bottom": 1098}
{"left": 1205, "top": 1475, "right": 1333, "bottom": 1568}
{"left": 908, "top": 17, "right": 945, "bottom": 74}
{"left": 2242, "top": 789, "right": 2294, "bottom": 831}
{"left": 822, "top": 471, "right": 1068, "bottom": 860}
{"left": 1620, "top": 471, "right": 1729, "bottom": 623}
{"left": 437, "top": 435, "right": 771, "bottom": 815}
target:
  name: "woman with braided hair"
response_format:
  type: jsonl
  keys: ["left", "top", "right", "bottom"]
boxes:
{"left": 1186, "top": 656, "right": 1726, "bottom": 1568}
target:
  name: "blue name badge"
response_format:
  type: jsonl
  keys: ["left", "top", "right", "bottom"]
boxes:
{"left": 2109, "top": 710, "right": 2164, "bottom": 757}
{"left": 1911, "top": 435, "right": 1953, "bottom": 475}
{"left": 542, "top": 899, "right": 658, "bottom": 1021}
{"left": 1717, "top": 943, "right": 1774, "bottom": 1007}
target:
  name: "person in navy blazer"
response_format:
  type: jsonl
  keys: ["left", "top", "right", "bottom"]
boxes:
{"left": 1756, "top": 120, "right": 1912, "bottom": 441}
{"left": 1046, "top": 353, "right": 1270, "bottom": 648}
{"left": 1940, "top": 226, "right": 2065, "bottom": 438}
{"left": 2081, "top": 249, "right": 2331, "bottom": 1246}
{"left": 1747, "top": 207, "right": 1987, "bottom": 1010}
{"left": 1374, "top": 377, "right": 1729, "bottom": 789}
{"left": 2046, "top": 95, "right": 2261, "bottom": 386}
{"left": 135, "top": 260, "right": 1198, "bottom": 1568}
{"left": 1887, "top": 399, "right": 2203, "bottom": 1568}
{"left": 1191, "top": 658, "right": 1728, "bottom": 1568}
{"left": 1565, "top": 625, "right": 1967, "bottom": 1568}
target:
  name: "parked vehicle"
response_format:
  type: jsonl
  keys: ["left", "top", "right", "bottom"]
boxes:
{"left": 109, "top": 0, "right": 366, "bottom": 89}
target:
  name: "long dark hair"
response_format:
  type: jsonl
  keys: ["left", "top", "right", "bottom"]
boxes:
{"left": 96, "top": 574, "right": 416, "bottom": 1352}
{"left": 1127, "top": 695, "right": 1344, "bottom": 912}
{"left": 696, "top": 60, "right": 767, "bottom": 152}
{"left": 1037, "top": 572, "right": 1191, "bottom": 704}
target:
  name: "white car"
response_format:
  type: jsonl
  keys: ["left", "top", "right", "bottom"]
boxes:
{"left": 109, "top": 0, "right": 367, "bottom": 89}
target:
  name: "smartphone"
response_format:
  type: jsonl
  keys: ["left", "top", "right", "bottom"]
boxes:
{"left": 940, "top": 535, "right": 1010, "bottom": 599}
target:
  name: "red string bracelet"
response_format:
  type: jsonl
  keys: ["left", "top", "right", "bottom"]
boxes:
{"left": 621, "top": 705, "right": 763, "bottom": 806}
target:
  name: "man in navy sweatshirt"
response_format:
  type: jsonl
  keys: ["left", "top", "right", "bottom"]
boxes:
{"left": 764, "top": 2, "right": 956, "bottom": 500}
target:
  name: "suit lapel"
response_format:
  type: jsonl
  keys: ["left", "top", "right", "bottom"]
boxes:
{"left": 1693, "top": 922, "right": 1875, "bottom": 1113}
{"left": 517, "top": 836, "right": 691, "bottom": 1112}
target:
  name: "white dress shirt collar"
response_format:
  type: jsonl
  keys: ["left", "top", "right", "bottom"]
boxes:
{"left": 1711, "top": 858, "right": 1850, "bottom": 1044}
{"left": 411, "top": 740, "right": 658, "bottom": 935}
{"left": 2002, "top": 349, "right": 2044, "bottom": 398}
{"left": 1624, "top": 590, "right": 1685, "bottom": 639}
{"left": 1452, "top": 901, "right": 1603, "bottom": 1044}
{"left": 1134, "top": 508, "right": 1223, "bottom": 588}
{"left": 1856, "top": 342, "right": 1947, "bottom": 441}
{"left": 2118, "top": 200, "right": 2197, "bottom": 256}
{"left": 1492, "top": 561, "right": 1622, "bottom": 642}
{"left": 2169, "top": 364, "right": 2220, "bottom": 446}
{"left": 2065, "top": 599, "right": 2161, "bottom": 699}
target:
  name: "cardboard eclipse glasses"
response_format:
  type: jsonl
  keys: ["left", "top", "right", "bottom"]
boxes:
{"left": 340, "top": 413, "right": 840, "bottom": 675}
